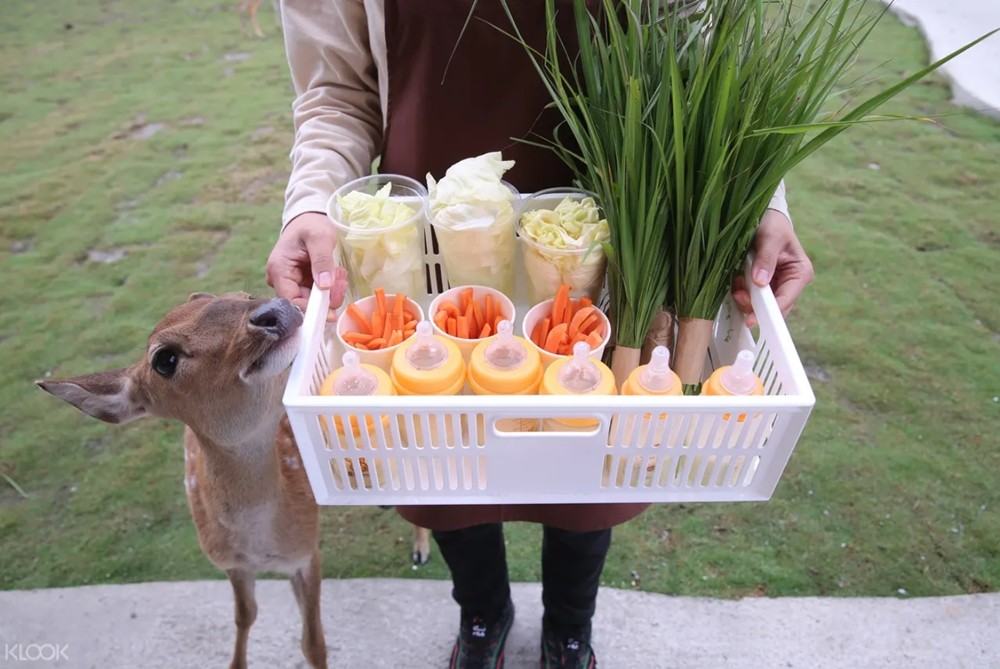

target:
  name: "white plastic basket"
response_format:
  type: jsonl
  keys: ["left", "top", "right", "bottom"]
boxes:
{"left": 283, "top": 193, "right": 815, "bottom": 505}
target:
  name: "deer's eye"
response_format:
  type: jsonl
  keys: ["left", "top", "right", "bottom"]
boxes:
{"left": 152, "top": 348, "right": 179, "bottom": 378}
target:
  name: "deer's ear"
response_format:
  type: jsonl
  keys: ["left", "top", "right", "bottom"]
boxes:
{"left": 36, "top": 369, "right": 147, "bottom": 425}
{"left": 189, "top": 292, "right": 216, "bottom": 302}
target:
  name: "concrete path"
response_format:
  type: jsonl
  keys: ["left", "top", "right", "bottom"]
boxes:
{"left": 879, "top": 0, "right": 1000, "bottom": 119}
{"left": 1, "top": 579, "right": 998, "bottom": 669}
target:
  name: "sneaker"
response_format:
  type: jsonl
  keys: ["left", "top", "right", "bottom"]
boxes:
{"left": 539, "top": 621, "right": 597, "bottom": 669}
{"left": 449, "top": 598, "right": 515, "bottom": 669}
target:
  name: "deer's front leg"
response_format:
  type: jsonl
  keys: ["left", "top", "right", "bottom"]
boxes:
{"left": 290, "top": 551, "right": 327, "bottom": 669}
{"left": 412, "top": 525, "right": 431, "bottom": 566}
{"left": 226, "top": 568, "right": 257, "bottom": 669}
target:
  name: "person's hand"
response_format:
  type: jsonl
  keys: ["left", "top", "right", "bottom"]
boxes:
{"left": 266, "top": 212, "right": 349, "bottom": 320}
{"left": 732, "top": 209, "right": 814, "bottom": 328}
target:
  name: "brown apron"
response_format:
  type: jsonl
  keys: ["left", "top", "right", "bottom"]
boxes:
{"left": 382, "top": 0, "right": 648, "bottom": 532}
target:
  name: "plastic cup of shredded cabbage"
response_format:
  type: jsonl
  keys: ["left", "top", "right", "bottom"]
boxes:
{"left": 428, "top": 181, "right": 520, "bottom": 297}
{"left": 327, "top": 175, "right": 427, "bottom": 299}
{"left": 517, "top": 188, "right": 610, "bottom": 305}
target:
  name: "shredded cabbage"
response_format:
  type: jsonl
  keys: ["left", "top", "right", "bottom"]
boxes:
{"left": 520, "top": 197, "right": 609, "bottom": 251}
{"left": 335, "top": 183, "right": 423, "bottom": 297}
{"left": 426, "top": 152, "right": 518, "bottom": 294}
{"left": 519, "top": 196, "right": 610, "bottom": 303}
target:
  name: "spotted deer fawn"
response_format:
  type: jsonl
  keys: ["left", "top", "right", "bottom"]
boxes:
{"left": 38, "top": 293, "right": 327, "bottom": 669}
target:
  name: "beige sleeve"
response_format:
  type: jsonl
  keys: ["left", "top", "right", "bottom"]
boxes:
{"left": 767, "top": 180, "right": 792, "bottom": 226}
{"left": 280, "top": 0, "right": 382, "bottom": 229}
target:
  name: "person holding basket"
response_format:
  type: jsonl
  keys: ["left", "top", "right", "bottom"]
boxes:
{"left": 266, "top": 1, "right": 813, "bottom": 667}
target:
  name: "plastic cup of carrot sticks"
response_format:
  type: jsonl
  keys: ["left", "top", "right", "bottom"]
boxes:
{"left": 521, "top": 284, "right": 611, "bottom": 369}
{"left": 428, "top": 285, "right": 516, "bottom": 363}
{"left": 335, "top": 288, "right": 425, "bottom": 373}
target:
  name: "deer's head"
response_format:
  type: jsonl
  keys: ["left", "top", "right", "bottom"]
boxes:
{"left": 38, "top": 292, "right": 304, "bottom": 448}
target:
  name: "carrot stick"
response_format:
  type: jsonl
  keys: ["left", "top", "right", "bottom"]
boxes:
{"left": 392, "top": 293, "right": 405, "bottom": 329}
{"left": 343, "top": 332, "right": 374, "bottom": 345}
{"left": 579, "top": 296, "right": 592, "bottom": 309}
{"left": 434, "top": 310, "right": 449, "bottom": 330}
{"left": 564, "top": 299, "right": 576, "bottom": 325}
{"left": 382, "top": 313, "right": 392, "bottom": 341}
{"left": 577, "top": 313, "right": 600, "bottom": 337}
{"left": 441, "top": 301, "right": 460, "bottom": 318}
{"left": 585, "top": 331, "right": 603, "bottom": 350}
{"left": 368, "top": 337, "right": 386, "bottom": 350}
{"left": 457, "top": 316, "right": 470, "bottom": 339}
{"left": 479, "top": 323, "right": 491, "bottom": 338}
{"left": 552, "top": 284, "right": 570, "bottom": 325}
{"left": 403, "top": 327, "right": 416, "bottom": 338}
{"left": 472, "top": 299, "right": 485, "bottom": 334}
{"left": 485, "top": 294, "right": 495, "bottom": 328}
{"left": 346, "top": 304, "right": 372, "bottom": 335}
{"left": 387, "top": 330, "right": 403, "bottom": 347}
{"left": 371, "top": 311, "right": 384, "bottom": 340}
{"left": 460, "top": 288, "right": 473, "bottom": 312}
{"left": 375, "top": 288, "right": 388, "bottom": 319}
{"left": 447, "top": 318, "right": 457, "bottom": 337}
{"left": 545, "top": 323, "right": 569, "bottom": 353}
{"left": 355, "top": 343, "right": 368, "bottom": 350}
{"left": 568, "top": 306, "right": 596, "bottom": 338}
{"left": 531, "top": 321, "right": 543, "bottom": 346}
{"left": 538, "top": 317, "right": 551, "bottom": 349}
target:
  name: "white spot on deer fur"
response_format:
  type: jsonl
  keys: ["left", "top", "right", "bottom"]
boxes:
{"left": 184, "top": 475, "right": 197, "bottom": 491}
{"left": 284, "top": 456, "right": 300, "bottom": 470}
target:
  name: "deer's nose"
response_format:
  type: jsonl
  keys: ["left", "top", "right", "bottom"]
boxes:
{"left": 248, "top": 299, "right": 303, "bottom": 338}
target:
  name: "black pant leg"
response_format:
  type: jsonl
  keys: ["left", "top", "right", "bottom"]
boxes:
{"left": 433, "top": 522, "right": 511, "bottom": 619}
{"left": 541, "top": 526, "right": 612, "bottom": 633}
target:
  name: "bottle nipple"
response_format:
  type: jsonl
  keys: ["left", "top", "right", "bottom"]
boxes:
{"left": 405, "top": 321, "right": 448, "bottom": 371}
{"left": 720, "top": 349, "right": 758, "bottom": 395}
{"left": 484, "top": 320, "right": 526, "bottom": 371}
{"left": 557, "top": 341, "right": 601, "bottom": 393}
{"left": 333, "top": 351, "right": 378, "bottom": 396}
{"left": 638, "top": 345, "right": 676, "bottom": 393}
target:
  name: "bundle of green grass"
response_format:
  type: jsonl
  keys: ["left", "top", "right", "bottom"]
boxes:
{"left": 503, "top": 0, "right": 993, "bottom": 388}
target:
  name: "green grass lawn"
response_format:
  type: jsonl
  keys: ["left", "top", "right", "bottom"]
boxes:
{"left": 1, "top": 0, "right": 998, "bottom": 598}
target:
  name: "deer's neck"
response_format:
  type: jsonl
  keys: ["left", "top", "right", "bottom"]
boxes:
{"left": 187, "top": 411, "right": 287, "bottom": 508}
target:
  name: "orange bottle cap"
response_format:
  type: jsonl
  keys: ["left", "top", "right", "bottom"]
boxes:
{"left": 469, "top": 320, "right": 542, "bottom": 395}
{"left": 391, "top": 321, "right": 466, "bottom": 395}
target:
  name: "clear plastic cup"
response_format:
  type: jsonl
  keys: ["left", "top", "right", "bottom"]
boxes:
{"left": 428, "top": 181, "right": 519, "bottom": 296}
{"left": 517, "top": 187, "right": 609, "bottom": 305}
{"left": 327, "top": 174, "right": 427, "bottom": 299}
